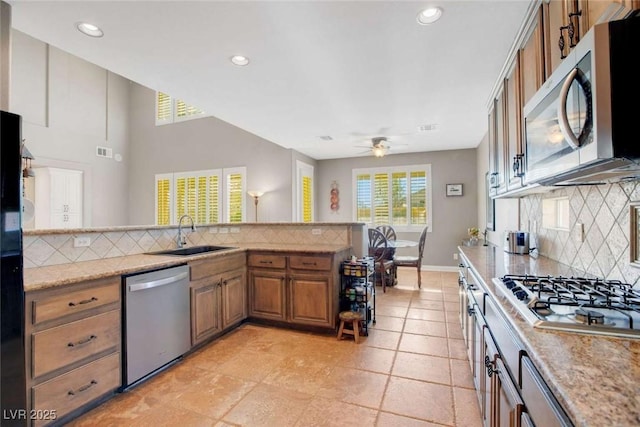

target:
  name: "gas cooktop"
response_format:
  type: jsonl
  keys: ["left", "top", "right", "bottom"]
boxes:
{"left": 493, "top": 274, "right": 640, "bottom": 339}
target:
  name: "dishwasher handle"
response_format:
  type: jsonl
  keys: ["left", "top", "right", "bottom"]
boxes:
{"left": 128, "top": 271, "right": 189, "bottom": 292}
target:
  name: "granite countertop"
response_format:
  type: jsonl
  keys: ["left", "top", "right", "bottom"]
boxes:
{"left": 459, "top": 244, "right": 640, "bottom": 427}
{"left": 24, "top": 243, "right": 351, "bottom": 292}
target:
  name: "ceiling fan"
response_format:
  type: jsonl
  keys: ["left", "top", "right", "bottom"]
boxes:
{"left": 355, "top": 136, "right": 407, "bottom": 158}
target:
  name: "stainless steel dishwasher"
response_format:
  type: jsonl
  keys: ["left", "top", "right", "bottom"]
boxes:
{"left": 122, "top": 264, "right": 190, "bottom": 389}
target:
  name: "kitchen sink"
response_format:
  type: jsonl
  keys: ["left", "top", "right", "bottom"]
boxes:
{"left": 147, "top": 245, "right": 236, "bottom": 256}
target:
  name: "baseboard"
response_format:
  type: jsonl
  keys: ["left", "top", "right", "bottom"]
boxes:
{"left": 420, "top": 265, "right": 459, "bottom": 272}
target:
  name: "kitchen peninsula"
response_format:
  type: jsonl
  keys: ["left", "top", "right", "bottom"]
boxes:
{"left": 20, "top": 222, "right": 359, "bottom": 426}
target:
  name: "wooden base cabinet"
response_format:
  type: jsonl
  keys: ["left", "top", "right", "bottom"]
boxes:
{"left": 189, "top": 253, "right": 247, "bottom": 346}
{"left": 248, "top": 250, "right": 348, "bottom": 330}
{"left": 25, "top": 277, "right": 121, "bottom": 426}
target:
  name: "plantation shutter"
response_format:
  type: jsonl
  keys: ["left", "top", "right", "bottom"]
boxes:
{"left": 227, "top": 173, "right": 244, "bottom": 223}
{"left": 175, "top": 176, "right": 187, "bottom": 219}
{"left": 373, "top": 173, "right": 390, "bottom": 225}
{"left": 410, "top": 171, "right": 427, "bottom": 225}
{"left": 302, "top": 176, "right": 312, "bottom": 223}
{"left": 156, "top": 92, "right": 172, "bottom": 123}
{"left": 391, "top": 172, "right": 408, "bottom": 225}
{"left": 175, "top": 99, "right": 204, "bottom": 120}
{"left": 208, "top": 175, "right": 220, "bottom": 223}
{"left": 155, "top": 174, "right": 173, "bottom": 225}
{"left": 356, "top": 174, "right": 371, "bottom": 222}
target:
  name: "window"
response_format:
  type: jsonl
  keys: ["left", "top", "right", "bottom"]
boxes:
{"left": 155, "top": 167, "right": 244, "bottom": 225}
{"left": 353, "top": 164, "right": 432, "bottom": 232}
{"left": 542, "top": 197, "right": 570, "bottom": 230}
{"left": 155, "top": 92, "right": 206, "bottom": 125}
{"left": 295, "top": 161, "right": 314, "bottom": 222}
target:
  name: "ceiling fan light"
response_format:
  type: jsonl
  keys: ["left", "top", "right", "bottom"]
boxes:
{"left": 417, "top": 7, "right": 443, "bottom": 25}
{"left": 372, "top": 146, "right": 386, "bottom": 158}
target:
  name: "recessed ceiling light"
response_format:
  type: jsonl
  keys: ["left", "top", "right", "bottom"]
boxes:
{"left": 230, "top": 55, "right": 250, "bottom": 66}
{"left": 76, "top": 22, "right": 103, "bottom": 38}
{"left": 417, "top": 7, "right": 443, "bottom": 25}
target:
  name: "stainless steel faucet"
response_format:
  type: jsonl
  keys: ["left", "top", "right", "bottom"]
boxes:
{"left": 177, "top": 215, "right": 196, "bottom": 248}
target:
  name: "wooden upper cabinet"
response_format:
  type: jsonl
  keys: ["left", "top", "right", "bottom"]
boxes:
{"left": 544, "top": 0, "right": 572, "bottom": 77}
{"left": 488, "top": 103, "right": 498, "bottom": 196}
{"left": 520, "top": 6, "right": 545, "bottom": 107}
{"left": 505, "top": 55, "right": 523, "bottom": 191}
{"left": 494, "top": 88, "right": 507, "bottom": 195}
{"left": 577, "top": 0, "right": 636, "bottom": 39}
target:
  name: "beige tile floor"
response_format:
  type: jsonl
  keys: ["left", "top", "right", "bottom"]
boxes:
{"left": 69, "top": 268, "right": 482, "bottom": 427}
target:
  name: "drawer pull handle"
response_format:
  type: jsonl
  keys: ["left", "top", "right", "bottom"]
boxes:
{"left": 67, "top": 335, "right": 97, "bottom": 347}
{"left": 68, "top": 380, "right": 97, "bottom": 396}
{"left": 302, "top": 262, "right": 317, "bottom": 266}
{"left": 259, "top": 260, "right": 273, "bottom": 264}
{"left": 69, "top": 297, "right": 98, "bottom": 307}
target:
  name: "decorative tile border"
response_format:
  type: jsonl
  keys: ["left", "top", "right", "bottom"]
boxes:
{"left": 23, "top": 224, "right": 353, "bottom": 268}
{"left": 520, "top": 181, "right": 640, "bottom": 285}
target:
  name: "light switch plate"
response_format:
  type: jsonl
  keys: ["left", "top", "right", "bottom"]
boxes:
{"left": 219, "top": 227, "right": 229, "bottom": 234}
{"left": 230, "top": 227, "right": 240, "bottom": 234}
{"left": 312, "top": 229, "right": 322, "bottom": 235}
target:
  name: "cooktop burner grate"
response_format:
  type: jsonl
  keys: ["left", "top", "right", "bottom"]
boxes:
{"left": 493, "top": 275, "right": 640, "bottom": 338}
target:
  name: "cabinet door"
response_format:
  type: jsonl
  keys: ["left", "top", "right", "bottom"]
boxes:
{"left": 222, "top": 268, "right": 247, "bottom": 329}
{"left": 577, "top": 0, "right": 630, "bottom": 40}
{"left": 489, "top": 88, "right": 508, "bottom": 196}
{"left": 249, "top": 269, "right": 287, "bottom": 321}
{"left": 505, "top": 55, "right": 523, "bottom": 191}
{"left": 495, "top": 358, "right": 525, "bottom": 427}
{"left": 289, "top": 273, "right": 332, "bottom": 328}
{"left": 520, "top": 6, "right": 544, "bottom": 107}
{"left": 544, "top": 0, "right": 571, "bottom": 76}
{"left": 191, "top": 281, "right": 222, "bottom": 345}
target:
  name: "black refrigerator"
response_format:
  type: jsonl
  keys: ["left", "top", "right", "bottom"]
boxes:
{"left": 1, "top": 110, "right": 27, "bottom": 424}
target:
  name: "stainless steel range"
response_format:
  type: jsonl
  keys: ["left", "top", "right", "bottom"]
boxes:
{"left": 493, "top": 275, "right": 640, "bottom": 339}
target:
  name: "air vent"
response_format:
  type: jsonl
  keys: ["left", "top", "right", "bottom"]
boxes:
{"left": 319, "top": 136, "right": 333, "bottom": 141}
{"left": 418, "top": 124, "right": 438, "bottom": 132}
{"left": 96, "top": 146, "right": 113, "bottom": 158}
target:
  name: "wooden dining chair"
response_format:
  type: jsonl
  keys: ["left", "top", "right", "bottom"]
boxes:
{"left": 376, "top": 225, "right": 397, "bottom": 286}
{"left": 368, "top": 228, "right": 394, "bottom": 293}
{"left": 393, "top": 226, "right": 428, "bottom": 288}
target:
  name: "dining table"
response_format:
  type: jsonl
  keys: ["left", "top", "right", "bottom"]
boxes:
{"left": 389, "top": 239, "right": 418, "bottom": 248}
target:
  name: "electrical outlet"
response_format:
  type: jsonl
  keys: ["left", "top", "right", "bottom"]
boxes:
{"left": 209, "top": 227, "right": 218, "bottom": 234}
{"left": 312, "top": 229, "right": 322, "bottom": 235}
{"left": 219, "top": 227, "right": 229, "bottom": 234}
{"left": 453, "top": 253, "right": 458, "bottom": 260}
{"left": 73, "top": 236, "right": 91, "bottom": 247}
{"left": 230, "top": 227, "right": 240, "bottom": 234}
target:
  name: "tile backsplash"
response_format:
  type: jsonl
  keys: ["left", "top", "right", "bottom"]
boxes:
{"left": 520, "top": 181, "right": 640, "bottom": 285}
{"left": 23, "top": 224, "right": 353, "bottom": 268}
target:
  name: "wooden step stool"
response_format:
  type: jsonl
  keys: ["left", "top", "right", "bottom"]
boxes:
{"left": 337, "top": 311, "right": 363, "bottom": 343}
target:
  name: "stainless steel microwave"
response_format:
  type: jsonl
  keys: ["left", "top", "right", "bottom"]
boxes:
{"left": 523, "top": 15, "right": 640, "bottom": 186}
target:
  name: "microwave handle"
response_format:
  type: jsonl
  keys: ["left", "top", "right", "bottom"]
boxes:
{"left": 558, "top": 67, "right": 580, "bottom": 150}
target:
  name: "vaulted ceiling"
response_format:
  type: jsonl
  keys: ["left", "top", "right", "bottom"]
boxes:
{"left": 9, "top": 0, "right": 532, "bottom": 159}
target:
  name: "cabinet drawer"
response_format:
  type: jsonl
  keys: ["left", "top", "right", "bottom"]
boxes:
{"left": 32, "top": 352, "right": 120, "bottom": 426}
{"left": 31, "top": 278, "right": 120, "bottom": 325}
{"left": 32, "top": 310, "right": 120, "bottom": 379}
{"left": 289, "top": 255, "right": 331, "bottom": 271}
{"left": 190, "top": 253, "right": 245, "bottom": 281}
{"left": 248, "top": 254, "right": 286, "bottom": 269}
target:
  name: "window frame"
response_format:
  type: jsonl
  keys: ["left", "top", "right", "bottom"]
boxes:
{"left": 154, "top": 167, "right": 244, "bottom": 225}
{"left": 352, "top": 164, "right": 432, "bottom": 233}
{"left": 155, "top": 92, "right": 206, "bottom": 125}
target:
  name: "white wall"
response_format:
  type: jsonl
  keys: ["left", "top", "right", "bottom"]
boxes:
{"left": 317, "top": 149, "right": 478, "bottom": 267}
{"left": 10, "top": 30, "right": 130, "bottom": 227}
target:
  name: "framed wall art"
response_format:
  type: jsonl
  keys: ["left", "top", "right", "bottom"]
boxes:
{"left": 446, "top": 183, "right": 463, "bottom": 197}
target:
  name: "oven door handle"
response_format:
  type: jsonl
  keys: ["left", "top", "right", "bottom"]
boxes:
{"left": 558, "top": 67, "right": 580, "bottom": 150}
{"left": 128, "top": 271, "right": 189, "bottom": 292}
